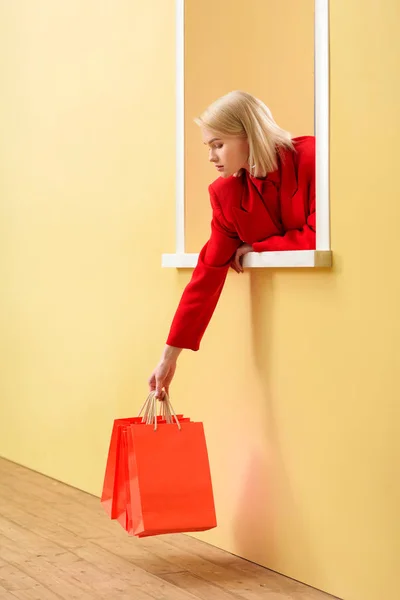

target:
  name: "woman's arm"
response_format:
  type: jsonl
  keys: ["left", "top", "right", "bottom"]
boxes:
{"left": 166, "top": 187, "right": 241, "bottom": 350}
{"left": 252, "top": 209, "right": 315, "bottom": 251}
{"left": 149, "top": 186, "right": 241, "bottom": 397}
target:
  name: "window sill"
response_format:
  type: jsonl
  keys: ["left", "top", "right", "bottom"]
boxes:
{"left": 162, "top": 250, "right": 332, "bottom": 269}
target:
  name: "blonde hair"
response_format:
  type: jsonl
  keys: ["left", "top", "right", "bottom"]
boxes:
{"left": 194, "top": 90, "right": 294, "bottom": 177}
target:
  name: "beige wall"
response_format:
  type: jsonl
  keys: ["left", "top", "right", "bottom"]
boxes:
{"left": 0, "top": 2, "right": 399, "bottom": 600}
{"left": 0, "top": 0, "right": 177, "bottom": 491}
{"left": 184, "top": 0, "right": 314, "bottom": 251}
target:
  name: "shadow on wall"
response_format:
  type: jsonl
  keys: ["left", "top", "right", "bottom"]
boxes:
{"left": 231, "top": 271, "right": 277, "bottom": 567}
{"left": 232, "top": 269, "right": 318, "bottom": 583}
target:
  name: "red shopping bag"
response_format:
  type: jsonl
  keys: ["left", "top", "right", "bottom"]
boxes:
{"left": 101, "top": 412, "right": 189, "bottom": 529}
{"left": 116, "top": 427, "right": 134, "bottom": 533}
{"left": 125, "top": 420, "right": 217, "bottom": 537}
{"left": 100, "top": 417, "right": 139, "bottom": 519}
{"left": 118, "top": 417, "right": 192, "bottom": 535}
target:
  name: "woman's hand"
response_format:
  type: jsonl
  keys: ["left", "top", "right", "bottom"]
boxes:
{"left": 148, "top": 345, "right": 182, "bottom": 399}
{"left": 148, "top": 360, "right": 176, "bottom": 399}
{"left": 231, "top": 243, "right": 253, "bottom": 273}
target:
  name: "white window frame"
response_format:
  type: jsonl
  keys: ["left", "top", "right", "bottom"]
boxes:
{"left": 162, "top": 0, "right": 331, "bottom": 269}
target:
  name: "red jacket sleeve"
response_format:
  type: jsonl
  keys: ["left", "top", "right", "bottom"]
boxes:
{"left": 252, "top": 147, "right": 316, "bottom": 252}
{"left": 166, "top": 186, "right": 241, "bottom": 351}
{"left": 252, "top": 209, "right": 315, "bottom": 251}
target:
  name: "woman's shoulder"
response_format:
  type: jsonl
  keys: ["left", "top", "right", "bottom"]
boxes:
{"left": 279, "top": 136, "right": 314, "bottom": 180}
{"left": 292, "top": 135, "right": 315, "bottom": 164}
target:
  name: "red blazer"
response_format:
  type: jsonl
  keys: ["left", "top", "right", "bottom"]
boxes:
{"left": 167, "top": 136, "right": 315, "bottom": 351}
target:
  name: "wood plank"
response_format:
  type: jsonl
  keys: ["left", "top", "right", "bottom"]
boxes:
{"left": 0, "top": 563, "right": 39, "bottom": 592}
{"left": 0, "top": 489, "right": 186, "bottom": 579}
{"left": 124, "top": 535, "right": 300, "bottom": 600}
{"left": 10, "top": 586, "right": 62, "bottom": 600}
{"left": 0, "top": 494, "right": 196, "bottom": 599}
{"left": 72, "top": 542, "right": 201, "bottom": 600}
{"left": 91, "top": 535, "right": 188, "bottom": 576}
{"left": 0, "top": 461, "right": 103, "bottom": 514}
{"left": 0, "top": 458, "right": 340, "bottom": 600}
{"left": 159, "top": 536, "right": 337, "bottom": 599}
{"left": 162, "top": 571, "right": 241, "bottom": 600}
{"left": 0, "top": 481, "right": 112, "bottom": 541}
{"left": 0, "top": 490, "right": 87, "bottom": 550}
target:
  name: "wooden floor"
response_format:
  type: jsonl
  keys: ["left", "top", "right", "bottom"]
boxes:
{"left": 0, "top": 458, "right": 338, "bottom": 600}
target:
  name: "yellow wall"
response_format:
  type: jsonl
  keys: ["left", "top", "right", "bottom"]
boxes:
{"left": 0, "top": 2, "right": 399, "bottom": 600}
{"left": 185, "top": 0, "right": 314, "bottom": 251}
{"left": 0, "top": 0, "right": 177, "bottom": 491}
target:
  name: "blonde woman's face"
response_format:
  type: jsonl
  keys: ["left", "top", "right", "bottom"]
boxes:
{"left": 201, "top": 128, "right": 249, "bottom": 178}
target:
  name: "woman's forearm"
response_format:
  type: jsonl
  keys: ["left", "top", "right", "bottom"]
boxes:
{"left": 161, "top": 345, "right": 183, "bottom": 362}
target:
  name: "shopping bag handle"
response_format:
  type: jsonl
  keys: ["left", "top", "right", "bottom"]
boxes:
{"left": 138, "top": 391, "right": 181, "bottom": 431}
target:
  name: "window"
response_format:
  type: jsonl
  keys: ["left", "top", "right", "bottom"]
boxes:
{"left": 163, "top": 0, "right": 331, "bottom": 269}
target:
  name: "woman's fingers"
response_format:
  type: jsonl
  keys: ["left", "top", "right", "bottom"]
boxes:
{"left": 235, "top": 250, "right": 244, "bottom": 273}
{"left": 230, "top": 260, "right": 240, "bottom": 273}
{"left": 155, "top": 372, "right": 164, "bottom": 399}
{"left": 151, "top": 361, "right": 177, "bottom": 400}
{"left": 148, "top": 373, "right": 156, "bottom": 391}
{"left": 234, "top": 243, "right": 253, "bottom": 273}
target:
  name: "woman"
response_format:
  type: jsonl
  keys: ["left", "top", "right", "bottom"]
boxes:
{"left": 149, "top": 90, "right": 315, "bottom": 398}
